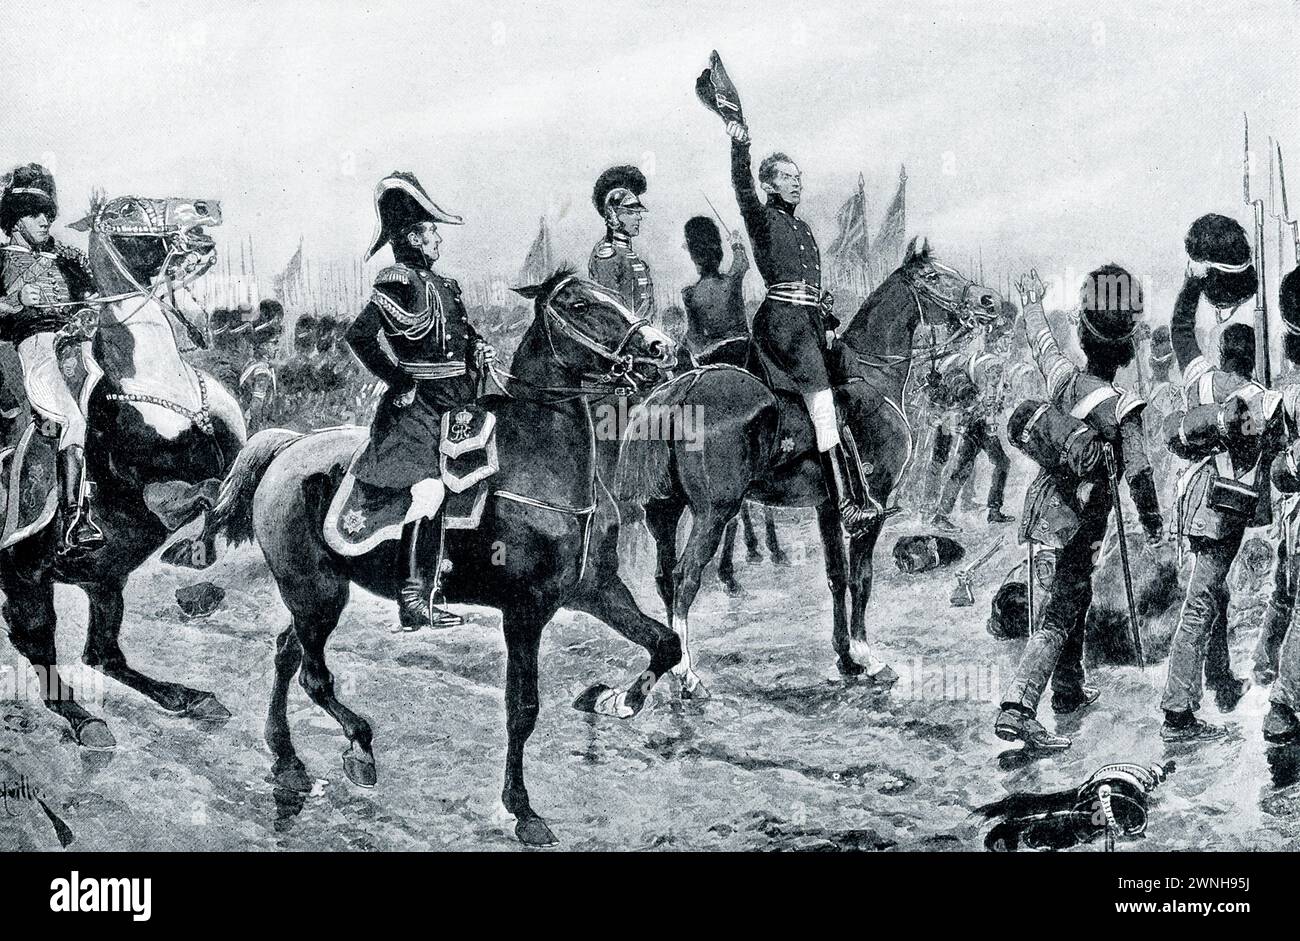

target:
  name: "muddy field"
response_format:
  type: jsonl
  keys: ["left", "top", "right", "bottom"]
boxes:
{"left": 1, "top": 465, "right": 1297, "bottom": 852}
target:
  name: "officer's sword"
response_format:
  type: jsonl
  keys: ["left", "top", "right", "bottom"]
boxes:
{"left": 1102, "top": 442, "right": 1145, "bottom": 670}
{"left": 701, "top": 193, "right": 736, "bottom": 239}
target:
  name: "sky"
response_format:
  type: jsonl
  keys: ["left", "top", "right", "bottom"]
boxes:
{"left": 4, "top": 0, "right": 1300, "bottom": 320}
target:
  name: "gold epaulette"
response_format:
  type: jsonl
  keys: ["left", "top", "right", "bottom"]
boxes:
{"left": 374, "top": 264, "right": 418, "bottom": 287}
{"left": 593, "top": 241, "right": 616, "bottom": 260}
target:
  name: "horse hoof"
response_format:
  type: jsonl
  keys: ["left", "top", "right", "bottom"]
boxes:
{"left": 73, "top": 716, "right": 117, "bottom": 751}
{"left": 183, "top": 692, "right": 232, "bottom": 722}
{"left": 342, "top": 743, "right": 377, "bottom": 788}
{"left": 573, "top": 684, "right": 636, "bottom": 719}
{"left": 720, "top": 577, "right": 742, "bottom": 597}
{"left": 515, "top": 814, "right": 558, "bottom": 847}
{"left": 837, "top": 656, "right": 865, "bottom": 677}
{"left": 868, "top": 664, "right": 899, "bottom": 687}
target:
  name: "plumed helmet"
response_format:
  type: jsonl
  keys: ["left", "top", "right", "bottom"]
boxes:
{"left": 0, "top": 163, "right": 58, "bottom": 234}
{"left": 592, "top": 165, "right": 648, "bottom": 217}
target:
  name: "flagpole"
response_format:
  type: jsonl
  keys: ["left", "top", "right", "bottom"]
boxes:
{"left": 858, "top": 172, "right": 871, "bottom": 296}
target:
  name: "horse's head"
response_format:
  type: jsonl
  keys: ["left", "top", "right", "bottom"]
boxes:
{"left": 71, "top": 194, "right": 222, "bottom": 296}
{"left": 899, "top": 237, "right": 1001, "bottom": 332}
{"left": 514, "top": 269, "right": 677, "bottom": 391}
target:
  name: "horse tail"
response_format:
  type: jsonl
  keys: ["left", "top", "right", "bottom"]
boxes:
{"left": 208, "top": 427, "right": 301, "bottom": 546}
{"left": 616, "top": 376, "right": 696, "bottom": 504}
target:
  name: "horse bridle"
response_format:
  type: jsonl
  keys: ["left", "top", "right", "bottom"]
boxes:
{"left": 490, "top": 274, "right": 658, "bottom": 401}
{"left": 86, "top": 199, "right": 214, "bottom": 348}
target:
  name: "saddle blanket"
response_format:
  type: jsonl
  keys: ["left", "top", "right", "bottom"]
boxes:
{"left": 0, "top": 421, "right": 59, "bottom": 551}
{"left": 324, "top": 406, "right": 498, "bottom": 557}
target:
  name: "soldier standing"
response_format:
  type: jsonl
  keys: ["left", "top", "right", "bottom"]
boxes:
{"left": 995, "top": 266, "right": 1163, "bottom": 752}
{"left": 681, "top": 215, "right": 750, "bottom": 367}
{"left": 1262, "top": 266, "right": 1300, "bottom": 743}
{"left": 0, "top": 163, "right": 104, "bottom": 556}
{"left": 930, "top": 321, "right": 1015, "bottom": 531}
{"left": 588, "top": 166, "right": 654, "bottom": 320}
{"left": 345, "top": 171, "right": 495, "bottom": 630}
{"left": 1160, "top": 214, "right": 1280, "bottom": 742}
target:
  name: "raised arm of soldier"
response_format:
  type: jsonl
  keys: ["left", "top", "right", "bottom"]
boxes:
{"left": 1016, "top": 268, "right": 1076, "bottom": 400}
{"left": 1170, "top": 268, "right": 1210, "bottom": 381}
{"left": 727, "top": 122, "right": 769, "bottom": 255}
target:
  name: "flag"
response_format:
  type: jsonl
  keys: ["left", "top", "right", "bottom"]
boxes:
{"left": 517, "top": 216, "right": 554, "bottom": 288}
{"left": 867, "top": 166, "right": 907, "bottom": 282}
{"left": 273, "top": 237, "right": 304, "bottom": 302}
{"left": 828, "top": 173, "right": 870, "bottom": 295}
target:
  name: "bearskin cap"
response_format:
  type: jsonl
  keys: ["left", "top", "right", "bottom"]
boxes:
{"left": 592, "top": 165, "right": 648, "bottom": 217}
{"left": 1281, "top": 266, "right": 1300, "bottom": 338}
{"left": 1078, "top": 263, "right": 1143, "bottom": 342}
{"left": 0, "top": 163, "right": 58, "bottom": 233}
{"left": 1186, "top": 213, "right": 1257, "bottom": 308}
{"left": 1185, "top": 213, "right": 1251, "bottom": 268}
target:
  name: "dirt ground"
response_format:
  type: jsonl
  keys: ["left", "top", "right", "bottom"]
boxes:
{"left": 0, "top": 459, "right": 1296, "bottom": 852}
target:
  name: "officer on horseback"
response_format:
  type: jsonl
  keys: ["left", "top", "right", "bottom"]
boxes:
{"left": 721, "top": 122, "right": 878, "bottom": 534}
{"left": 589, "top": 166, "right": 655, "bottom": 320}
{"left": 345, "top": 171, "right": 495, "bottom": 630}
{"left": 0, "top": 163, "right": 105, "bottom": 557}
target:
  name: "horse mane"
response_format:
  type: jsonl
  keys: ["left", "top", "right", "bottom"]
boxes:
{"left": 517, "top": 266, "right": 579, "bottom": 305}
{"left": 840, "top": 242, "right": 934, "bottom": 353}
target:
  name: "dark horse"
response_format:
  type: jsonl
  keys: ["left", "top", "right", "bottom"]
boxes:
{"left": 0, "top": 194, "right": 246, "bottom": 748}
{"left": 618, "top": 239, "right": 1000, "bottom": 691}
{"left": 205, "top": 270, "right": 681, "bottom": 846}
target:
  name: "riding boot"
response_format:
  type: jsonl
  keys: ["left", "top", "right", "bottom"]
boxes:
{"left": 819, "top": 443, "right": 879, "bottom": 536}
{"left": 57, "top": 445, "right": 104, "bottom": 557}
{"left": 397, "top": 518, "right": 463, "bottom": 631}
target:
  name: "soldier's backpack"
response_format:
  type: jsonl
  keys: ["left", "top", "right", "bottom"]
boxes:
{"left": 1007, "top": 399, "right": 1103, "bottom": 478}
{"left": 1010, "top": 383, "right": 1120, "bottom": 549}
{"left": 1169, "top": 372, "right": 1272, "bottom": 526}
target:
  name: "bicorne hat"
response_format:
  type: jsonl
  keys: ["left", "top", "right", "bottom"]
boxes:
{"left": 365, "top": 171, "right": 463, "bottom": 260}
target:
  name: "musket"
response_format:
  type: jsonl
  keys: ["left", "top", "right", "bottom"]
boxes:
{"left": 1102, "top": 443, "right": 1145, "bottom": 669}
{"left": 1244, "top": 114, "right": 1271, "bottom": 385}
{"left": 950, "top": 538, "right": 1004, "bottom": 607}
{"left": 1026, "top": 542, "right": 1036, "bottom": 635}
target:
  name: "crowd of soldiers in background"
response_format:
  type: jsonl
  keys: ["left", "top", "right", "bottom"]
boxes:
{"left": 181, "top": 294, "right": 539, "bottom": 434}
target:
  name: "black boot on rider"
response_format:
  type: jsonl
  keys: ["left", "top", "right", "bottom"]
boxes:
{"left": 397, "top": 518, "right": 464, "bottom": 631}
{"left": 819, "top": 443, "right": 878, "bottom": 536}
{"left": 57, "top": 445, "right": 104, "bottom": 557}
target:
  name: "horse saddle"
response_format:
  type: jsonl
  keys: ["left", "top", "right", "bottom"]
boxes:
{"left": 323, "top": 405, "right": 498, "bottom": 557}
{"left": 0, "top": 421, "right": 59, "bottom": 551}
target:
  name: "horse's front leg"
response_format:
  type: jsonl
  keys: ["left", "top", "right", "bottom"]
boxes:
{"left": 501, "top": 605, "right": 557, "bottom": 847}
{"left": 82, "top": 577, "right": 230, "bottom": 720}
{"left": 816, "top": 502, "right": 851, "bottom": 670}
{"left": 845, "top": 517, "right": 897, "bottom": 685}
{"left": 1, "top": 561, "right": 115, "bottom": 749}
{"left": 570, "top": 560, "right": 681, "bottom": 718}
